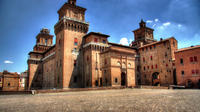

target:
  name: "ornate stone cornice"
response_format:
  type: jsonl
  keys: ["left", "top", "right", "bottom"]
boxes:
{"left": 54, "top": 16, "right": 89, "bottom": 34}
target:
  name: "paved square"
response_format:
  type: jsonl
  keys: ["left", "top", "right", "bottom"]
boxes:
{"left": 0, "top": 89, "right": 200, "bottom": 112}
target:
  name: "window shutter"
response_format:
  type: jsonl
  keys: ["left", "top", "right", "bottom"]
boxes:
{"left": 74, "top": 38, "right": 78, "bottom": 42}
{"left": 190, "top": 57, "right": 193, "bottom": 62}
{"left": 194, "top": 56, "right": 198, "bottom": 62}
{"left": 192, "top": 70, "right": 195, "bottom": 74}
{"left": 196, "top": 70, "right": 199, "bottom": 74}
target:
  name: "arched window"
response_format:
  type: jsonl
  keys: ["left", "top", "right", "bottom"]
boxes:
{"left": 104, "top": 59, "right": 107, "bottom": 65}
{"left": 128, "top": 63, "right": 131, "bottom": 67}
{"left": 45, "top": 39, "right": 48, "bottom": 45}
{"left": 117, "top": 61, "right": 121, "bottom": 66}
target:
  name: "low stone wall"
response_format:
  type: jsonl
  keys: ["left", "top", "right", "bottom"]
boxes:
{"left": 138, "top": 85, "right": 169, "bottom": 89}
{"left": 35, "top": 86, "right": 126, "bottom": 94}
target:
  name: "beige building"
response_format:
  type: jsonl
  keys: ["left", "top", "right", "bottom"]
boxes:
{"left": 27, "top": 0, "right": 179, "bottom": 90}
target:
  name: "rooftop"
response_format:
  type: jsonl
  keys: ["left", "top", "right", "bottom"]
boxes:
{"left": 175, "top": 45, "right": 200, "bottom": 53}
{"left": 109, "top": 42, "right": 136, "bottom": 50}
{"left": 83, "top": 32, "right": 110, "bottom": 38}
{"left": 139, "top": 37, "right": 176, "bottom": 49}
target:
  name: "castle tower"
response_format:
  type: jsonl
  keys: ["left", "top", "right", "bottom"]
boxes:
{"left": 33, "top": 28, "right": 53, "bottom": 52}
{"left": 54, "top": 0, "right": 89, "bottom": 88}
{"left": 27, "top": 28, "right": 53, "bottom": 90}
{"left": 131, "top": 19, "right": 156, "bottom": 48}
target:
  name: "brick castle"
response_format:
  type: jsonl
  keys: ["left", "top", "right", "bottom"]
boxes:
{"left": 27, "top": 0, "right": 199, "bottom": 90}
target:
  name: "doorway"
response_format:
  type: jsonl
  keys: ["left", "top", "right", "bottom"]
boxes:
{"left": 121, "top": 72, "right": 126, "bottom": 86}
{"left": 173, "top": 69, "right": 177, "bottom": 85}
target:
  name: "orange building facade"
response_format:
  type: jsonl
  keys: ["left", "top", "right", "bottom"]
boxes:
{"left": 175, "top": 46, "right": 200, "bottom": 88}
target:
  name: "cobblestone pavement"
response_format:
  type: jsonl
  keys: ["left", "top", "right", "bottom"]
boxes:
{"left": 0, "top": 89, "right": 200, "bottom": 112}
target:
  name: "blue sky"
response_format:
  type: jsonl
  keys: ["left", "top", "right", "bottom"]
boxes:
{"left": 0, "top": 0, "right": 199, "bottom": 73}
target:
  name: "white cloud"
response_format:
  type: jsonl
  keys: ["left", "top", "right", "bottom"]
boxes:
{"left": 178, "top": 24, "right": 182, "bottom": 28}
{"left": 152, "top": 24, "right": 156, "bottom": 28}
{"left": 163, "top": 22, "right": 171, "bottom": 26}
{"left": 119, "top": 37, "right": 129, "bottom": 45}
{"left": 4, "top": 60, "right": 14, "bottom": 64}
{"left": 155, "top": 19, "right": 159, "bottom": 22}
{"left": 158, "top": 26, "right": 164, "bottom": 30}
{"left": 146, "top": 20, "right": 153, "bottom": 24}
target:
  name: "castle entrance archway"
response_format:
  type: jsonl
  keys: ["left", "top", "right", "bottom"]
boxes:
{"left": 152, "top": 72, "right": 160, "bottom": 86}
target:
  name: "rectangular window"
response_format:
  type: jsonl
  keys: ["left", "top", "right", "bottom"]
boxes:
{"left": 180, "top": 58, "right": 183, "bottom": 64}
{"left": 196, "top": 70, "right": 199, "bottom": 74}
{"left": 147, "top": 66, "right": 149, "bottom": 69}
{"left": 144, "top": 66, "right": 146, "bottom": 71}
{"left": 190, "top": 57, "right": 194, "bottom": 62}
{"left": 166, "top": 64, "right": 168, "bottom": 67}
{"left": 181, "top": 71, "right": 184, "bottom": 76}
{"left": 155, "top": 64, "right": 158, "bottom": 69}
{"left": 45, "top": 39, "right": 48, "bottom": 45}
{"left": 151, "top": 65, "right": 153, "bottom": 69}
{"left": 115, "top": 78, "right": 118, "bottom": 83}
{"left": 150, "top": 56, "right": 153, "bottom": 60}
{"left": 94, "top": 38, "right": 98, "bottom": 43}
{"left": 104, "top": 59, "right": 107, "bottom": 65}
{"left": 142, "top": 48, "right": 144, "bottom": 51}
{"left": 194, "top": 56, "right": 198, "bottom": 62}
{"left": 192, "top": 70, "right": 195, "bottom": 74}
{"left": 143, "top": 58, "right": 145, "bottom": 62}
{"left": 0, "top": 78, "right": 1, "bottom": 82}
{"left": 74, "top": 38, "right": 78, "bottom": 46}
{"left": 8, "top": 83, "right": 10, "bottom": 86}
